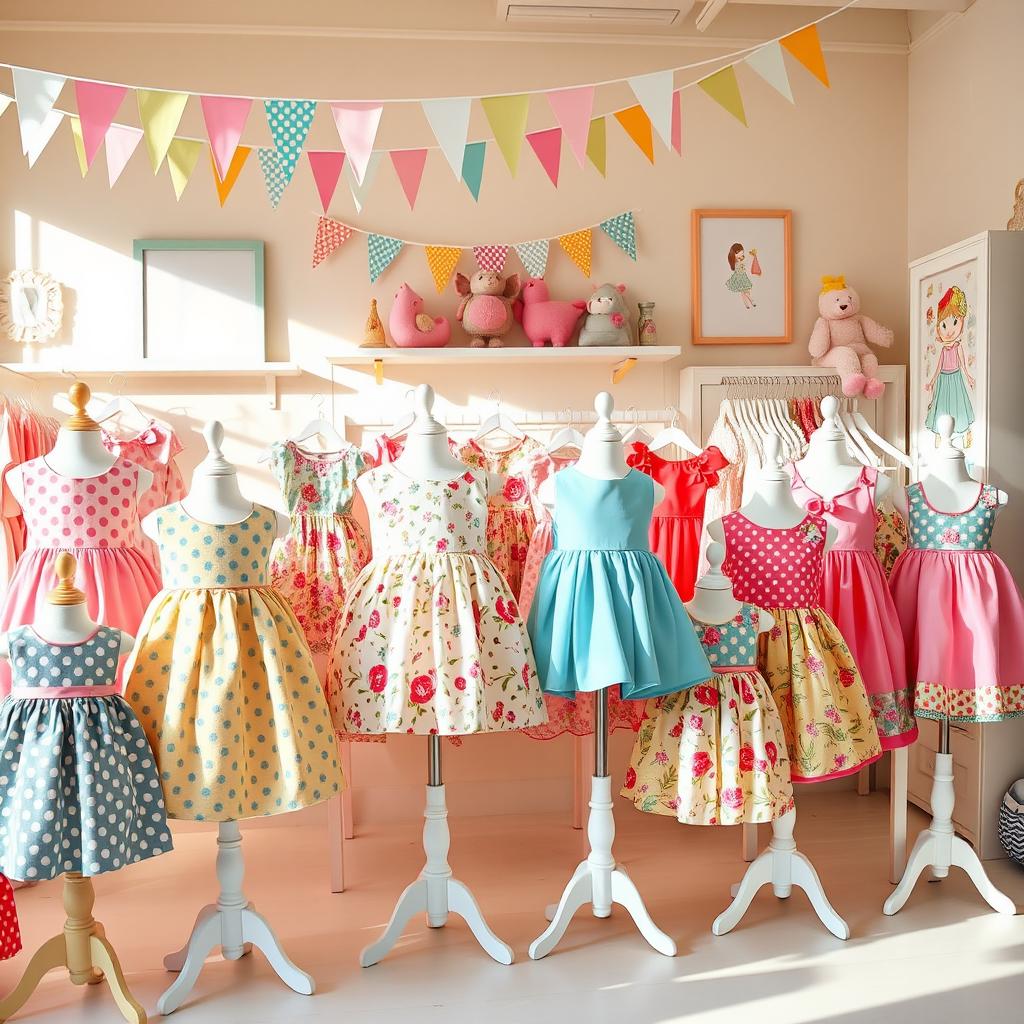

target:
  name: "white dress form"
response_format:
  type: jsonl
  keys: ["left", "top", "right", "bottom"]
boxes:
{"left": 530, "top": 393, "right": 674, "bottom": 961}
{"left": 358, "top": 384, "right": 513, "bottom": 969}
{"left": 153, "top": 422, "right": 305, "bottom": 1017}
{"left": 706, "top": 434, "right": 849, "bottom": 941}
{"left": 883, "top": 415, "right": 1015, "bottom": 918}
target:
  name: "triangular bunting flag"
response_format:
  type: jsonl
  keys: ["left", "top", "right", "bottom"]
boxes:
{"left": 390, "top": 149, "right": 428, "bottom": 211}
{"left": 69, "top": 116, "right": 89, "bottom": 177}
{"left": 422, "top": 97, "right": 471, "bottom": 179}
{"left": 201, "top": 95, "right": 253, "bottom": 180}
{"left": 137, "top": 89, "right": 189, "bottom": 172}
{"left": 13, "top": 68, "right": 65, "bottom": 158}
{"left": 461, "top": 141, "right": 486, "bottom": 202}
{"left": 745, "top": 42, "right": 794, "bottom": 103}
{"left": 515, "top": 240, "right": 549, "bottom": 278}
{"left": 558, "top": 230, "right": 592, "bottom": 277}
{"left": 614, "top": 105, "right": 654, "bottom": 164}
{"left": 671, "top": 90, "right": 682, "bottom": 155}
{"left": 473, "top": 245, "right": 509, "bottom": 274}
{"left": 329, "top": 102, "right": 382, "bottom": 184}
{"left": 312, "top": 216, "right": 354, "bottom": 269}
{"left": 257, "top": 146, "right": 289, "bottom": 209}
{"left": 698, "top": 66, "right": 747, "bottom": 126}
{"left": 526, "top": 127, "right": 562, "bottom": 187}
{"left": 480, "top": 94, "right": 530, "bottom": 175}
{"left": 599, "top": 213, "right": 637, "bottom": 261}
{"left": 26, "top": 110, "right": 63, "bottom": 168}
{"left": 586, "top": 117, "right": 606, "bottom": 176}
{"left": 345, "top": 151, "right": 382, "bottom": 213}
{"left": 546, "top": 86, "right": 594, "bottom": 169}
{"left": 211, "top": 145, "right": 250, "bottom": 207}
{"left": 264, "top": 98, "right": 316, "bottom": 186}
{"left": 425, "top": 246, "right": 462, "bottom": 293}
{"left": 628, "top": 70, "right": 674, "bottom": 149}
{"left": 367, "top": 233, "right": 403, "bottom": 283}
{"left": 307, "top": 151, "right": 346, "bottom": 213}
{"left": 781, "top": 25, "right": 830, "bottom": 87}
{"left": 105, "top": 124, "right": 143, "bottom": 187}
{"left": 166, "top": 138, "right": 204, "bottom": 201}
{"left": 73, "top": 81, "right": 126, "bottom": 168}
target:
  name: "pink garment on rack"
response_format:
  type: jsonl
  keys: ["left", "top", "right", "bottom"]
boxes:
{"left": 101, "top": 419, "right": 187, "bottom": 520}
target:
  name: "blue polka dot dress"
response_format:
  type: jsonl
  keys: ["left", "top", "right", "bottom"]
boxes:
{"left": 0, "top": 625, "right": 173, "bottom": 881}
{"left": 123, "top": 503, "right": 343, "bottom": 821}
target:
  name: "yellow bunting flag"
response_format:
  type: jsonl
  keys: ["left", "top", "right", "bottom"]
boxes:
{"left": 425, "top": 246, "right": 463, "bottom": 293}
{"left": 211, "top": 145, "right": 251, "bottom": 206}
{"left": 137, "top": 89, "right": 189, "bottom": 172}
{"left": 166, "top": 138, "right": 204, "bottom": 201}
{"left": 69, "top": 116, "right": 88, "bottom": 177}
{"left": 613, "top": 105, "right": 654, "bottom": 164}
{"left": 698, "top": 66, "right": 747, "bottom": 126}
{"left": 558, "top": 229, "right": 592, "bottom": 277}
{"left": 586, "top": 116, "right": 606, "bottom": 176}
{"left": 480, "top": 95, "right": 530, "bottom": 175}
{"left": 781, "top": 25, "right": 830, "bottom": 88}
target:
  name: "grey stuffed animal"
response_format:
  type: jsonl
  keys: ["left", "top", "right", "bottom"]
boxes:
{"left": 578, "top": 283, "right": 632, "bottom": 346}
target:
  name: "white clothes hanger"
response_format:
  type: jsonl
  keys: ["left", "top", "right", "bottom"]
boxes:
{"left": 846, "top": 405, "right": 912, "bottom": 470}
{"left": 648, "top": 407, "right": 702, "bottom": 457}
{"left": 546, "top": 408, "right": 585, "bottom": 454}
{"left": 289, "top": 394, "right": 347, "bottom": 451}
{"left": 620, "top": 406, "right": 653, "bottom": 448}
{"left": 92, "top": 376, "right": 150, "bottom": 430}
{"left": 835, "top": 406, "right": 879, "bottom": 468}
{"left": 473, "top": 392, "right": 526, "bottom": 443}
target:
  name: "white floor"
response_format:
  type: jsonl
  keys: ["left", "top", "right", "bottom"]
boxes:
{"left": 2, "top": 791, "right": 1023, "bottom": 1024}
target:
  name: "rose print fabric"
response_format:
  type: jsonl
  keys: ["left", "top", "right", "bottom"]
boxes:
{"left": 622, "top": 604, "right": 794, "bottom": 825}
{"left": 328, "top": 466, "right": 547, "bottom": 735}
{"left": 0, "top": 875, "right": 20, "bottom": 960}
{"left": 874, "top": 503, "right": 908, "bottom": 577}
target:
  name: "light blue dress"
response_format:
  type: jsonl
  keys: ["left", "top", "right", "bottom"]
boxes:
{"left": 527, "top": 468, "right": 711, "bottom": 700}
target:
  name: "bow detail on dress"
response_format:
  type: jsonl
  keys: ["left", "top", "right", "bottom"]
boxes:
{"left": 805, "top": 496, "right": 837, "bottom": 515}
{"left": 692, "top": 449, "right": 722, "bottom": 487}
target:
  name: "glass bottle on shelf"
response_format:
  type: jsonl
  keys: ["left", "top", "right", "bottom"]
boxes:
{"left": 637, "top": 302, "right": 658, "bottom": 346}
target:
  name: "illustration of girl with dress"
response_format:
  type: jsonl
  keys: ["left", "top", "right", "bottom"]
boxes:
{"left": 924, "top": 285, "right": 975, "bottom": 448}
{"left": 725, "top": 243, "right": 757, "bottom": 308}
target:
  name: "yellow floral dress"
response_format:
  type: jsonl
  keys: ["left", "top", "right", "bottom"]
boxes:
{"left": 123, "top": 502, "right": 344, "bottom": 820}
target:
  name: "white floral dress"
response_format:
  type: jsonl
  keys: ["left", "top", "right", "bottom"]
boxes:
{"left": 328, "top": 466, "right": 548, "bottom": 735}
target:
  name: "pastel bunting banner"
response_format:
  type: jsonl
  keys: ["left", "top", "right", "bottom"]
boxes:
{"left": 461, "top": 141, "right": 486, "bottom": 202}
{"left": 13, "top": 68, "right": 65, "bottom": 160}
{"left": 473, "top": 245, "right": 509, "bottom": 274}
{"left": 614, "top": 105, "right": 654, "bottom": 164}
{"left": 425, "top": 246, "right": 463, "bottom": 293}
{"left": 698, "top": 66, "right": 747, "bottom": 126}
{"left": 422, "top": 97, "right": 471, "bottom": 179}
{"left": 628, "top": 70, "right": 674, "bottom": 150}
{"left": 558, "top": 229, "right": 593, "bottom": 277}
{"left": 105, "top": 123, "right": 143, "bottom": 187}
{"left": 481, "top": 94, "right": 529, "bottom": 175}
{"left": 546, "top": 85, "right": 594, "bottom": 169}
{"left": 73, "top": 81, "right": 126, "bottom": 168}
{"left": 599, "top": 212, "right": 637, "bottom": 261}
{"left": 201, "top": 95, "right": 253, "bottom": 180}
{"left": 329, "top": 102, "right": 382, "bottom": 184}
{"left": 264, "top": 98, "right": 316, "bottom": 186}
{"left": 671, "top": 90, "right": 682, "bottom": 155}
{"left": 137, "top": 89, "right": 188, "bottom": 172}
{"left": 345, "top": 150, "right": 382, "bottom": 213}
{"left": 212, "top": 145, "right": 251, "bottom": 206}
{"left": 586, "top": 116, "right": 606, "bottom": 176}
{"left": 390, "top": 149, "right": 427, "bottom": 210}
{"left": 526, "top": 127, "right": 561, "bottom": 187}
{"left": 515, "top": 239, "right": 549, "bottom": 278}
{"left": 312, "top": 216, "right": 354, "bottom": 268}
{"left": 782, "top": 25, "right": 830, "bottom": 87}
{"left": 367, "top": 233, "right": 403, "bottom": 283}
{"left": 745, "top": 42, "right": 794, "bottom": 103}
{"left": 69, "top": 116, "right": 88, "bottom": 177}
{"left": 307, "top": 150, "right": 346, "bottom": 213}
{"left": 166, "top": 138, "right": 204, "bottom": 200}
{"left": 257, "top": 146, "right": 288, "bottom": 208}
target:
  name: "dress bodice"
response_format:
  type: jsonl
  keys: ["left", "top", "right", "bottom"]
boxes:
{"left": 152, "top": 503, "right": 276, "bottom": 588}
{"left": 7, "top": 625, "right": 122, "bottom": 693}
{"left": 627, "top": 444, "right": 728, "bottom": 520}
{"left": 551, "top": 468, "right": 653, "bottom": 552}
{"left": 906, "top": 481, "right": 999, "bottom": 551}
{"left": 458, "top": 437, "right": 543, "bottom": 513}
{"left": 268, "top": 441, "right": 366, "bottom": 519}
{"left": 689, "top": 603, "right": 761, "bottom": 672}
{"left": 790, "top": 465, "right": 878, "bottom": 551}
{"left": 101, "top": 419, "right": 186, "bottom": 521}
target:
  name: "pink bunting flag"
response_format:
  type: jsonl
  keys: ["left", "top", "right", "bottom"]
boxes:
{"left": 105, "top": 123, "right": 143, "bottom": 187}
{"left": 312, "top": 216, "right": 354, "bottom": 269}
{"left": 329, "top": 102, "right": 382, "bottom": 185}
{"left": 73, "top": 81, "right": 127, "bottom": 168}
{"left": 390, "top": 149, "right": 427, "bottom": 210}
{"left": 473, "top": 245, "right": 509, "bottom": 274}
{"left": 307, "top": 151, "right": 346, "bottom": 213}
{"left": 671, "top": 90, "right": 682, "bottom": 155}
{"left": 546, "top": 85, "right": 594, "bottom": 169}
{"left": 526, "top": 127, "right": 562, "bottom": 187}
{"left": 201, "top": 95, "right": 253, "bottom": 181}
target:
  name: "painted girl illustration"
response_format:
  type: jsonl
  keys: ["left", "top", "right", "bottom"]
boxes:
{"left": 925, "top": 285, "right": 975, "bottom": 447}
{"left": 725, "top": 243, "right": 756, "bottom": 308}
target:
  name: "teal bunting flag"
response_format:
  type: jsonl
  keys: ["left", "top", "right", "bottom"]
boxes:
{"left": 263, "top": 98, "right": 316, "bottom": 186}
{"left": 514, "top": 239, "right": 549, "bottom": 278}
{"left": 599, "top": 212, "right": 638, "bottom": 261}
{"left": 257, "top": 147, "right": 288, "bottom": 209}
{"left": 461, "top": 141, "right": 486, "bottom": 202}
{"left": 367, "top": 233, "right": 403, "bottom": 283}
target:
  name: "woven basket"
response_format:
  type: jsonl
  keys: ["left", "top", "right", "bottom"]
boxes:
{"left": 997, "top": 779, "right": 1024, "bottom": 867}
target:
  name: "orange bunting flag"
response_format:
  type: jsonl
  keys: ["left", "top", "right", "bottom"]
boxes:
{"left": 558, "top": 229, "right": 592, "bottom": 277}
{"left": 312, "top": 216, "right": 354, "bottom": 269}
{"left": 425, "top": 246, "right": 462, "bottom": 293}
{"left": 211, "top": 145, "right": 251, "bottom": 206}
{"left": 613, "top": 105, "right": 654, "bottom": 164}
{"left": 781, "top": 25, "right": 830, "bottom": 87}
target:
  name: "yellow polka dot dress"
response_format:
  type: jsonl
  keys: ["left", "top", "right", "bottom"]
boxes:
{"left": 123, "top": 503, "right": 343, "bottom": 820}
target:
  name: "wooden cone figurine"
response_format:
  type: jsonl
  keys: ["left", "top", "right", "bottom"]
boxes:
{"left": 0, "top": 555, "right": 147, "bottom": 1024}
{"left": 360, "top": 297, "right": 387, "bottom": 348}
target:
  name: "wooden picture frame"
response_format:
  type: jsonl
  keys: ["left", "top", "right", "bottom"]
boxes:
{"left": 691, "top": 209, "right": 792, "bottom": 345}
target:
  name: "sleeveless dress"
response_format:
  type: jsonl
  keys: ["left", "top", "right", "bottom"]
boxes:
{"left": 0, "top": 875, "right": 20, "bottom": 960}
{"left": 0, "top": 625, "right": 173, "bottom": 879}
{"left": 622, "top": 603, "right": 794, "bottom": 825}
{"left": 0, "top": 456, "right": 162, "bottom": 695}
{"left": 721, "top": 511, "right": 882, "bottom": 783}
{"left": 528, "top": 468, "right": 711, "bottom": 701}
{"left": 890, "top": 482, "right": 1024, "bottom": 722}
{"left": 790, "top": 466, "right": 916, "bottom": 749}
{"left": 329, "top": 466, "right": 547, "bottom": 735}
{"left": 123, "top": 503, "right": 343, "bottom": 820}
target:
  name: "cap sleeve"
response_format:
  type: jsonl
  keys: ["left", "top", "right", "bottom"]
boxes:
{"left": 626, "top": 442, "right": 652, "bottom": 473}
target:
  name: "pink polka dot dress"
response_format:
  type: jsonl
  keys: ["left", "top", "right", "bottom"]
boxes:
{"left": 0, "top": 874, "right": 21, "bottom": 960}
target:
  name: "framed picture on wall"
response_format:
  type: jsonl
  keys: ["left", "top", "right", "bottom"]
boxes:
{"left": 691, "top": 209, "right": 792, "bottom": 345}
{"left": 133, "top": 239, "right": 265, "bottom": 363}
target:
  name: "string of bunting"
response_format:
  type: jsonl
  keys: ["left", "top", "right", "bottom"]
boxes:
{"left": 0, "top": 3, "right": 853, "bottom": 209}
{"left": 312, "top": 211, "right": 638, "bottom": 286}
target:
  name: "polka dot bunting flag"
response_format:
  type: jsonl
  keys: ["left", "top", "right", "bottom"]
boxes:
{"left": 425, "top": 246, "right": 463, "bottom": 292}
{"left": 313, "top": 216, "right": 354, "bottom": 269}
{"left": 557, "top": 229, "right": 593, "bottom": 277}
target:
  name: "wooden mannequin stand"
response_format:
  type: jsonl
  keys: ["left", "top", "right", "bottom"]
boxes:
{"left": 0, "top": 873, "right": 145, "bottom": 1024}
{"left": 360, "top": 737, "right": 514, "bottom": 967}
{"left": 530, "top": 690, "right": 676, "bottom": 960}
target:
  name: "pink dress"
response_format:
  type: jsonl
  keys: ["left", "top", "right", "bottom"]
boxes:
{"left": 790, "top": 466, "right": 916, "bottom": 750}
{"left": 101, "top": 419, "right": 186, "bottom": 521}
{"left": 890, "top": 482, "right": 1024, "bottom": 723}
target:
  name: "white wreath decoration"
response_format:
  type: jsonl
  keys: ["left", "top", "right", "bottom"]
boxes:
{"left": 0, "top": 270, "right": 64, "bottom": 343}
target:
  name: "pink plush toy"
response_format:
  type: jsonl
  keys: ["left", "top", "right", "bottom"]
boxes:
{"left": 513, "top": 277, "right": 587, "bottom": 348}
{"left": 809, "top": 275, "right": 894, "bottom": 398}
{"left": 388, "top": 283, "right": 451, "bottom": 348}
{"left": 455, "top": 270, "right": 521, "bottom": 348}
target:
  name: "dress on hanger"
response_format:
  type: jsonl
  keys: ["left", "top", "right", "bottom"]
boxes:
{"left": 329, "top": 465, "right": 547, "bottom": 735}
{"left": 721, "top": 511, "right": 882, "bottom": 782}
{"left": 123, "top": 503, "right": 344, "bottom": 820}
{"left": 101, "top": 418, "right": 186, "bottom": 522}
{"left": 0, "top": 875, "right": 20, "bottom": 960}
{"left": 0, "top": 625, "right": 173, "bottom": 880}
{"left": 627, "top": 443, "right": 729, "bottom": 601}
{"left": 790, "top": 466, "right": 916, "bottom": 749}
{"left": 890, "top": 482, "right": 1024, "bottom": 722}
{"left": 622, "top": 603, "right": 794, "bottom": 825}
{"left": 528, "top": 468, "right": 711, "bottom": 700}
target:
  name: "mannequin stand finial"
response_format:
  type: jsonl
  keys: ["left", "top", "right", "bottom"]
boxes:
{"left": 360, "top": 737, "right": 514, "bottom": 967}
{"left": 157, "top": 822, "right": 314, "bottom": 1016}
{"left": 0, "top": 873, "right": 145, "bottom": 1024}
